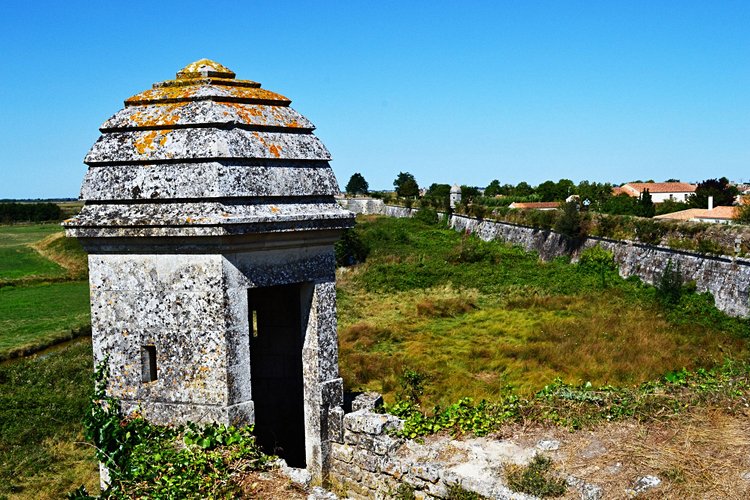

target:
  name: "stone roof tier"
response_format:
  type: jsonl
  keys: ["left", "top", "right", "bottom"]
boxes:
{"left": 64, "top": 59, "right": 354, "bottom": 239}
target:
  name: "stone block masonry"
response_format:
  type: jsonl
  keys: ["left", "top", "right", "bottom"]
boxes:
{"left": 327, "top": 395, "right": 538, "bottom": 499}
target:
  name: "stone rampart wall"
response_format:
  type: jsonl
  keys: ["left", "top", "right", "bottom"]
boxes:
{"left": 337, "top": 199, "right": 750, "bottom": 317}
{"left": 451, "top": 215, "right": 750, "bottom": 317}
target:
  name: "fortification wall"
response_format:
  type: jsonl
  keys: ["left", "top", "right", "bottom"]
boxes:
{"left": 450, "top": 215, "right": 750, "bottom": 317}
{"left": 337, "top": 200, "right": 750, "bottom": 317}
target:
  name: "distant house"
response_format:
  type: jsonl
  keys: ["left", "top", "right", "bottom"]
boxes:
{"left": 616, "top": 182, "right": 696, "bottom": 203}
{"left": 508, "top": 201, "right": 559, "bottom": 211}
{"left": 654, "top": 206, "right": 738, "bottom": 224}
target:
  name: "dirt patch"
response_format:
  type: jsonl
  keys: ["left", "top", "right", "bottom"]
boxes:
{"left": 234, "top": 468, "right": 308, "bottom": 498}
{"left": 508, "top": 407, "right": 750, "bottom": 498}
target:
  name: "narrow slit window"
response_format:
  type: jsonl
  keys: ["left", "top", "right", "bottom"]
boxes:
{"left": 141, "top": 345, "right": 157, "bottom": 382}
{"left": 251, "top": 309, "right": 259, "bottom": 338}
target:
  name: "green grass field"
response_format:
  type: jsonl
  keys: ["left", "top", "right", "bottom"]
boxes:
{"left": 0, "top": 224, "right": 67, "bottom": 282}
{"left": 0, "top": 339, "right": 98, "bottom": 498}
{"left": 337, "top": 215, "right": 750, "bottom": 406}
{"left": 0, "top": 223, "right": 90, "bottom": 360}
{"left": 0, "top": 281, "right": 90, "bottom": 359}
{"left": 1, "top": 216, "right": 749, "bottom": 496}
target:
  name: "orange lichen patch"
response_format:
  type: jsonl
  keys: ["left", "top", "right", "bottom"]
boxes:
{"left": 156, "top": 77, "right": 260, "bottom": 89}
{"left": 133, "top": 130, "right": 171, "bottom": 155}
{"left": 226, "top": 86, "right": 289, "bottom": 103}
{"left": 127, "top": 103, "right": 187, "bottom": 128}
{"left": 270, "top": 206, "right": 280, "bottom": 214}
{"left": 250, "top": 131, "right": 282, "bottom": 157}
{"left": 126, "top": 85, "right": 290, "bottom": 105}
{"left": 224, "top": 102, "right": 264, "bottom": 123}
{"left": 159, "top": 129, "right": 171, "bottom": 147}
{"left": 268, "top": 144, "right": 282, "bottom": 158}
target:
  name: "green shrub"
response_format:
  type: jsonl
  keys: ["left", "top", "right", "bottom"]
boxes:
{"left": 72, "top": 363, "right": 272, "bottom": 498}
{"left": 446, "top": 482, "right": 488, "bottom": 499}
{"left": 554, "top": 201, "right": 584, "bottom": 243}
{"left": 696, "top": 237, "right": 725, "bottom": 255}
{"left": 414, "top": 207, "right": 440, "bottom": 226}
{"left": 657, "top": 259, "right": 683, "bottom": 305}
{"left": 527, "top": 209, "right": 556, "bottom": 230}
{"left": 394, "top": 483, "right": 417, "bottom": 499}
{"left": 634, "top": 219, "right": 664, "bottom": 245}
{"left": 578, "top": 245, "right": 616, "bottom": 287}
{"left": 505, "top": 454, "right": 567, "bottom": 497}
{"left": 448, "top": 233, "right": 497, "bottom": 264}
{"left": 335, "top": 228, "right": 370, "bottom": 266}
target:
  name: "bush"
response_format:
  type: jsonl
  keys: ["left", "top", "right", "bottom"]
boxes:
{"left": 554, "top": 201, "right": 585, "bottom": 243}
{"left": 448, "top": 233, "right": 497, "bottom": 264}
{"left": 578, "top": 245, "right": 616, "bottom": 287}
{"left": 527, "top": 209, "right": 556, "bottom": 230}
{"left": 505, "top": 454, "right": 567, "bottom": 497}
{"left": 657, "top": 259, "right": 683, "bottom": 305}
{"left": 72, "top": 364, "right": 272, "bottom": 499}
{"left": 413, "top": 207, "right": 439, "bottom": 226}
{"left": 335, "top": 228, "right": 370, "bottom": 266}
{"left": 634, "top": 219, "right": 664, "bottom": 245}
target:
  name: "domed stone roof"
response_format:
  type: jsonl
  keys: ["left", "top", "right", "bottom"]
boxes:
{"left": 65, "top": 59, "right": 353, "bottom": 239}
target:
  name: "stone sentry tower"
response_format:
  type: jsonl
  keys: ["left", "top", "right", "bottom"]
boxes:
{"left": 64, "top": 59, "right": 354, "bottom": 481}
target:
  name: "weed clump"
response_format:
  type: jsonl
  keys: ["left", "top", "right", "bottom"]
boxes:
{"left": 445, "top": 482, "right": 488, "bottom": 499}
{"left": 505, "top": 454, "right": 567, "bottom": 497}
{"left": 70, "top": 363, "right": 273, "bottom": 498}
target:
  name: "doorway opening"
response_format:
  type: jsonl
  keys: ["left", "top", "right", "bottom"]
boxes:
{"left": 248, "top": 284, "right": 306, "bottom": 468}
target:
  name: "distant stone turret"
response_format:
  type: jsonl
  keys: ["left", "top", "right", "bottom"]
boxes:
{"left": 64, "top": 59, "right": 354, "bottom": 481}
{"left": 450, "top": 183, "right": 462, "bottom": 209}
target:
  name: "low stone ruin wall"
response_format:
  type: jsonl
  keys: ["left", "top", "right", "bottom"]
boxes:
{"left": 328, "top": 395, "right": 537, "bottom": 499}
{"left": 337, "top": 199, "right": 750, "bottom": 317}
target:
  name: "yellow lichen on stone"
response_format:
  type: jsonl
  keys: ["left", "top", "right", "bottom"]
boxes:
{"left": 134, "top": 130, "right": 171, "bottom": 154}
{"left": 177, "top": 59, "right": 235, "bottom": 79}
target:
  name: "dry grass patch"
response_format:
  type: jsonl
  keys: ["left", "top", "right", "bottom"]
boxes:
{"left": 31, "top": 232, "right": 87, "bottom": 279}
{"left": 7, "top": 438, "right": 99, "bottom": 500}
{"left": 337, "top": 281, "right": 749, "bottom": 408}
{"left": 542, "top": 408, "right": 750, "bottom": 498}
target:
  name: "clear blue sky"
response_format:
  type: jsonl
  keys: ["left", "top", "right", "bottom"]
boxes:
{"left": 1, "top": 1, "right": 748, "bottom": 198}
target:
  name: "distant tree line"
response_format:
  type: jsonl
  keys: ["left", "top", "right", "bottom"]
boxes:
{"left": 345, "top": 172, "right": 746, "bottom": 223}
{"left": 0, "top": 203, "right": 63, "bottom": 223}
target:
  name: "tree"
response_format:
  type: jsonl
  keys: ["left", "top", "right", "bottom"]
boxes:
{"left": 635, "top": 189, "right": 655, "bottom": 218}
{"left": 690, "top": 177, "right": 738, "bottom": 208}
{"left": 514, "top": 181, "right": 534, "bottom": 197}
{"left": 484, "top": 179, "right": 501, "bottom": 197}
{"left": 345, "top": 173, "right": 369, "bottom": 195}
{"left": 460, "top": 185, "right": 481, "bottom": 203}
{"left": 576, "top": 180, "right": 613, "bottom": 211}
{"left": 554, "top": 200, "right": 585, "bottom": 245}
{"left": 536, "top": 180, "right": 558, "bottom": 202}
{"left": 601, "top": 193, "right": 639, "bottom": 216}
{"left": 735, "top": 195, "right": 750, "bottom": 224}
{"left": 393, "top": 172, "right": 419, "bottom": 198}
{"left": 422, "top": 183, "right": 451, "bottom": 211}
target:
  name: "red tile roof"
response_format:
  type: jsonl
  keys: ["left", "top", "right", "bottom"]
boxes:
{"left": 654, "top": 206, "right": 737, "bottom": 221}
{"left": 620, "top": 182, "right": 696, "bottom": 196}
{"left": 509, "top": 202, "right": 560, "bottom": 209}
